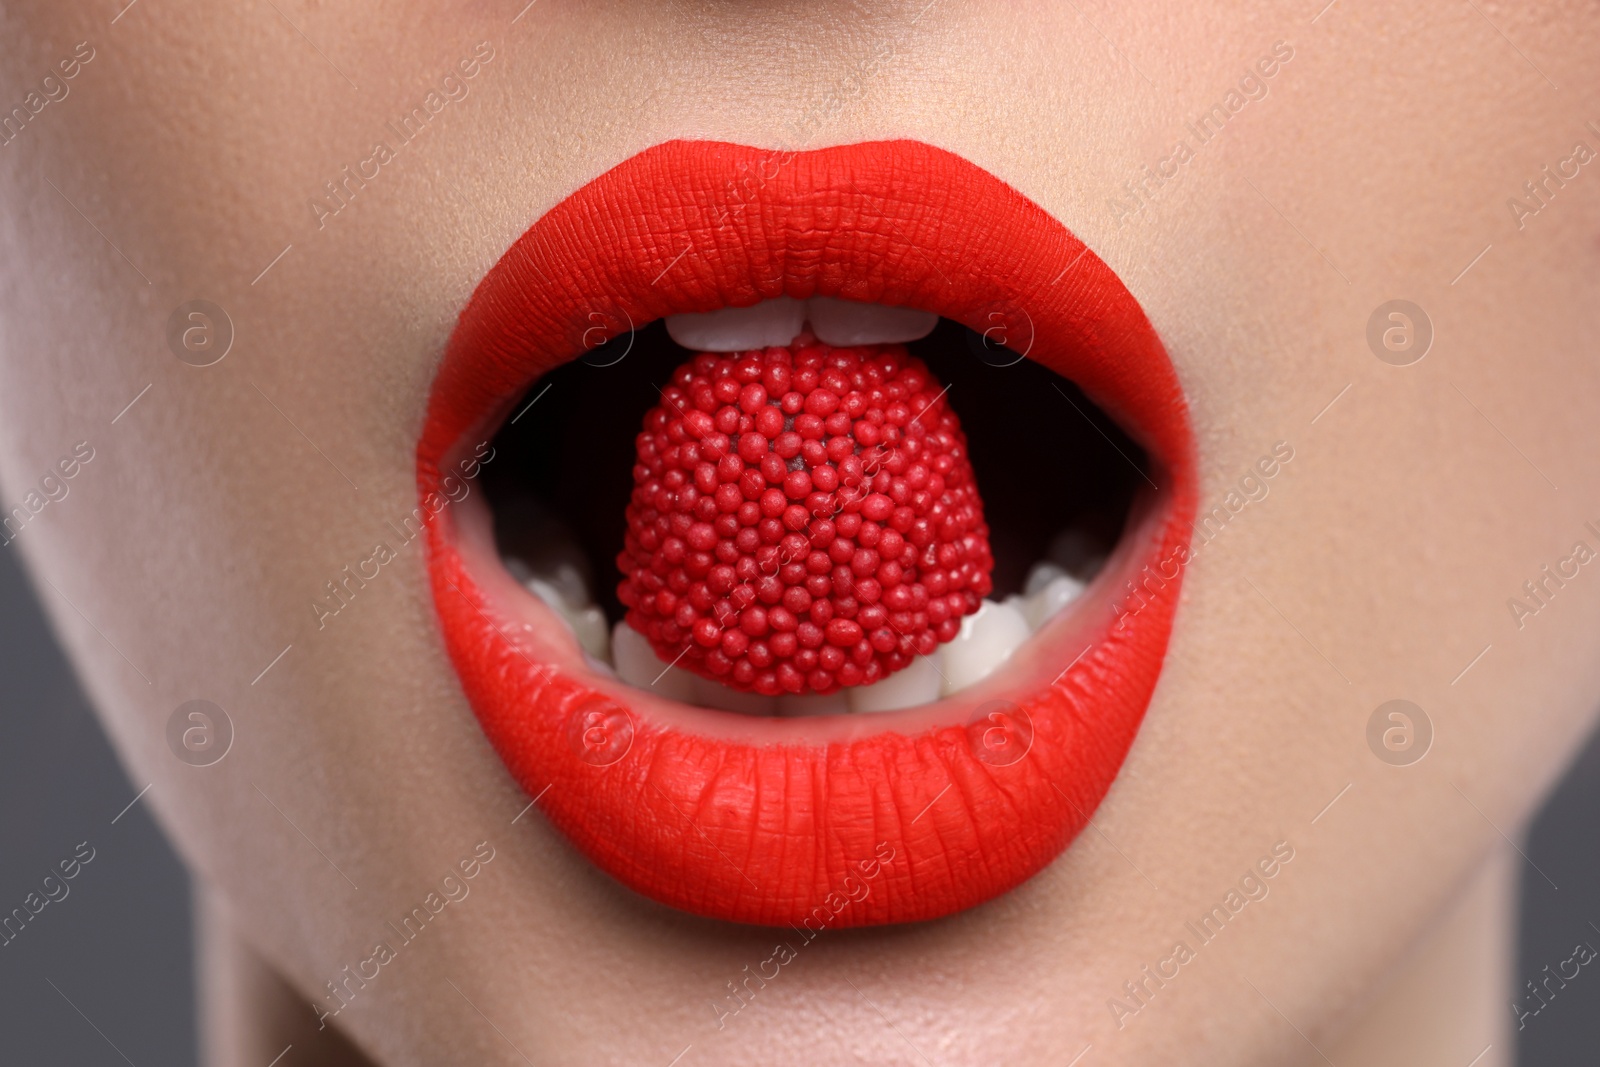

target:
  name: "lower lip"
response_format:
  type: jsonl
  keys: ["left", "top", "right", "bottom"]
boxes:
{"left": 420, "top": 140, "right": 1195, "bottom": 927}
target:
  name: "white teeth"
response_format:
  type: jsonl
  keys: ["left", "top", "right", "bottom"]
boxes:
{"left": 775, "top": 691, "right": 851, "bottom": 717}
{"left": 663, "top": 296, "right": 938, "bottom": 352}
{"left": 598, "top": 567, "right": 1084, "bottom": 711}
{"left": 939, "top": 599, "right": 1032, "bottom": 697}
{"left": 846, "top": 654, "right": 943, "bottom": 713}
{"left": 1023, "top": 575, "right": 1087, "bottom": 631}
{"left": 692, "top": 675, "right": 778, "bottom": 716}
{"left": 536, "top": 558, "right": 590, "bottom": 612}
{"left": 505, "top": 557, "right": 612, "bottom": 664}
{"left": 526, "top": 577, "right": 612, "bottom": 663}
{"left": 611, "top": 622, "right": 695, "bottom": 702}
{"left": 1017, "top": 559, "right": 1088, "bottom": 630}
{"left": 806, "top": 297, "right": 938, "bottom": 347}
{"left": 1023, "top": 561, "right": 1068, "bottom": 597}
{"left": 664, "top": 296, "right": 806, "bottom": 352}
{"left": 509, "top": 515, "right": 1103, "bottom": 713}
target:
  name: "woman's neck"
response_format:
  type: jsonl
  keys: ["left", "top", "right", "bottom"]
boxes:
{"left": 197, "top": 884, "right": 377, "bottom": 1067}
{"left": 1325, "top": 845, "right": 1516, "bottom": 1067}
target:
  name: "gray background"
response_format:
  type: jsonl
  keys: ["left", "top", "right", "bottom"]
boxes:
{"left": 0, "top": 542, "right": 1594, "bottom": 1064}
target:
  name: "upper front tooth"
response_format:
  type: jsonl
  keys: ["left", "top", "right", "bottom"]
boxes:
{"left": 665, "top": 296, "right": 940, "bottom": 352}
{"left": 847, "top": 654, "right": 942, "bottom": 713}
{"left": 806, "top": 297, "right": 938, "bottom": 347}
{"left": 665, "top": 296, "right": 805, "bottom": 352}
{"left": 939, "top": 599, "right": 1031, "bottom": 696}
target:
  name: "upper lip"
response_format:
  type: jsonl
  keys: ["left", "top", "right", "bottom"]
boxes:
{"left": 419, "top": 139, "right": 1196, "bottom": 927}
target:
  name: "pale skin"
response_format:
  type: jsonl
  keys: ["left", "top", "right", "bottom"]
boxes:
{"left": 2, "top": 2, "right": 1597, "bottom": 1063}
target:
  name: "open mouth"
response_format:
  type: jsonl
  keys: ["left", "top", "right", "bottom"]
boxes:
{"left": 484, "top": 314, "right": 1143, "bottom": 712}
{"left": 419, "top": 140, "right": 1196, "bottom": 928}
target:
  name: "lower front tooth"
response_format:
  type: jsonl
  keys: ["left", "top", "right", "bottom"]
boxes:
{"left": 939, "top": 599, "right": 1031, "bottom": 696}
{"left": 692, "top": 675, "right": 778, "bottom": 716}
{"left": 1023, "top": 574, "right": 1087, "bottom": 630}
{"left": 567, "top": 604, "right": 612, "bottom": 663}
{"left": 775, "top": 691, "right": 850, "bottom": 717}
{"left": 522, "top": 577, "right": 610, "bottom": 663}
{"left": 846, "top": 654, "right": 942, "bottom": 713}
{"left": 502, "top": 520, "right": 596, "bottom": 609}
{"left": 612, "top": 622, "right": 695, "bottom": 702}
{"left": 1023, "top": 561, "right": 1068, "bottom": 597}
{"left": 664, "top": 296, "right": 805, "bottom": 352}
{"left": 540, "top": 558, "right": 592, "bottom": 612}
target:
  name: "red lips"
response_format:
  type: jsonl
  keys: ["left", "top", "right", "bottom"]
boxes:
{"left": 418, "top": 140, "right": 1195, "bottom": 927}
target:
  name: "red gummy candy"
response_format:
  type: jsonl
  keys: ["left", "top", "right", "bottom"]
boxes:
{"left": 616, "top": 335, "right": 992, "bottom": 696}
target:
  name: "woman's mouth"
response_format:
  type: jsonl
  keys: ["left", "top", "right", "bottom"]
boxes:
{"left": 418, "top": 140, "right": 1196, "bottom": 928}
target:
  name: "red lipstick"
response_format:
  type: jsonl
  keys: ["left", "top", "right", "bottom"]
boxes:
{"left": 419, "top": 140, "right": 1195, "bottom": 927}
